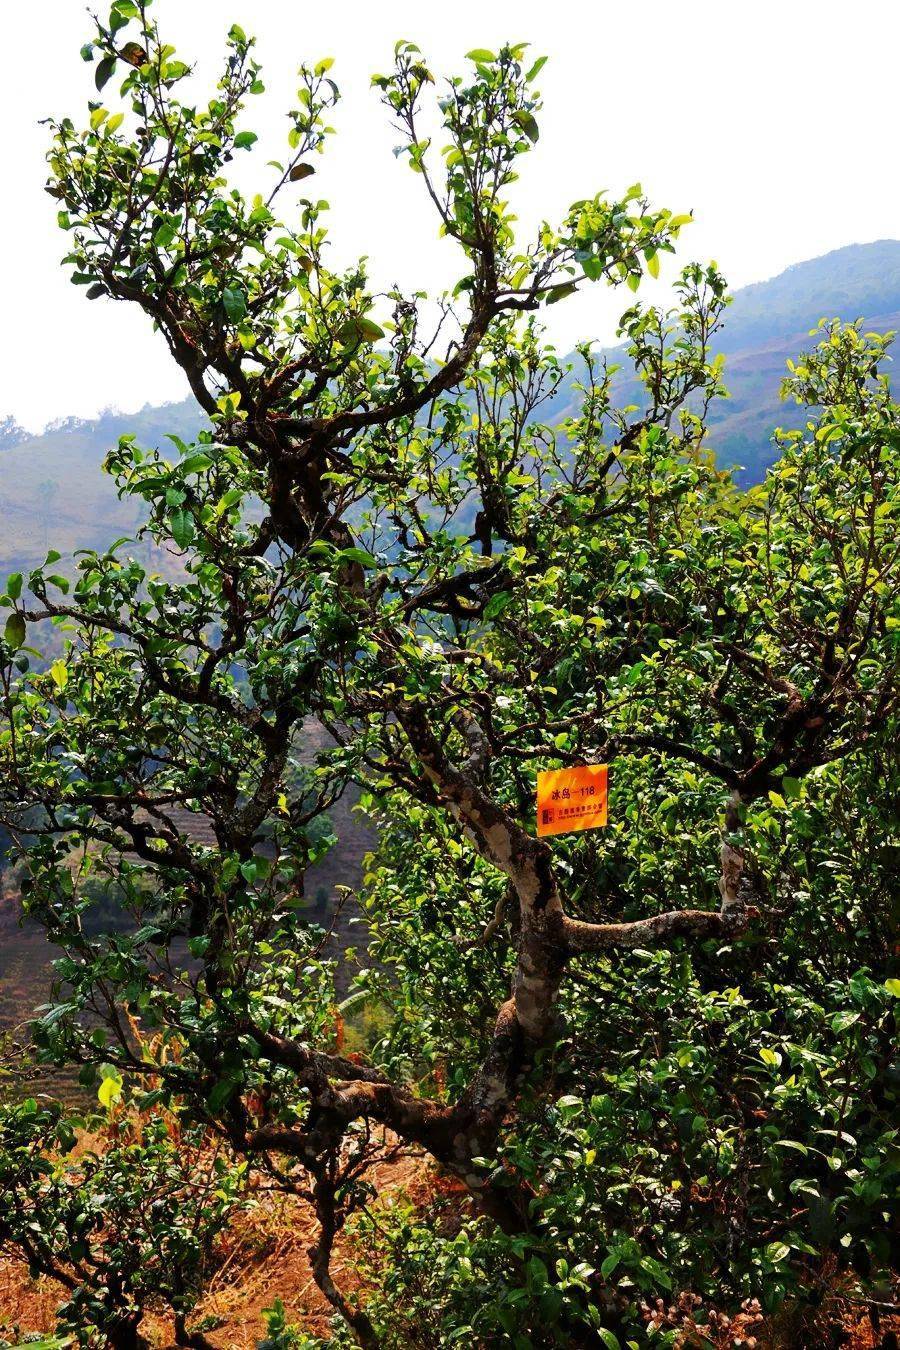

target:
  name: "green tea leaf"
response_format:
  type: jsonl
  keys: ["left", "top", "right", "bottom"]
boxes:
{"left": 4, "top": 614, "right": 25, "bottom": 650}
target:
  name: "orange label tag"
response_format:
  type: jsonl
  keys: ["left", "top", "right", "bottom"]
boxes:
{"left": 536, "top": 764, "right": 608, "bottom": 837}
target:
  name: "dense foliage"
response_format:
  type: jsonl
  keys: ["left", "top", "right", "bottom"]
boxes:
{"left": 0, "top": 2, "right": 897, "bottom": 1345}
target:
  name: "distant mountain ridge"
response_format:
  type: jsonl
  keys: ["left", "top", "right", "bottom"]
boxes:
{"left": 3, "top": 239, "right": 899, "bottom": 570}
{"left": 714, "top": 239, "right": 900, "bottom": 353}
{"left": 0, "top": 401, "right": 205, "bottom": 575}
{"left": 698, "top": 240, "right": 900, "bottom": 479}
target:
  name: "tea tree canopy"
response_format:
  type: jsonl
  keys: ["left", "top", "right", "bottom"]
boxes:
{"left": 1, "top": 2, "right": 897, "bottom": 1342}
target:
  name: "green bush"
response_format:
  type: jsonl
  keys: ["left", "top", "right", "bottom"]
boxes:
{"left": 0, "top": 1100, "right": 244, "bottom": 1348}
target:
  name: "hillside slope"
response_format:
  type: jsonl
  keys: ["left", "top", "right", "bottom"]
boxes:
{"left": 700, "top": 240, "right": 900, "bottom": 479}
{"left": 2, "top": 240, "right": 898, "bottom": 566}
{"left": 716, "top": 239, "right": 900, "bottom": 353}
{"left": 551, "top": 240, "right": 900, "bottom": 482}
{"left": 0, "top": 402, "right": 203, "bottom": 572}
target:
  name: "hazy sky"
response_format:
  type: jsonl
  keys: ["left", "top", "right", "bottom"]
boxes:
{"left": 2, "top": 0, "right": 897, "bottom": 431}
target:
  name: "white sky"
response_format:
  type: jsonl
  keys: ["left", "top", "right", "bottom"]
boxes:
{"left": 2, "top": 0, "right": 897, "bottom": 432}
